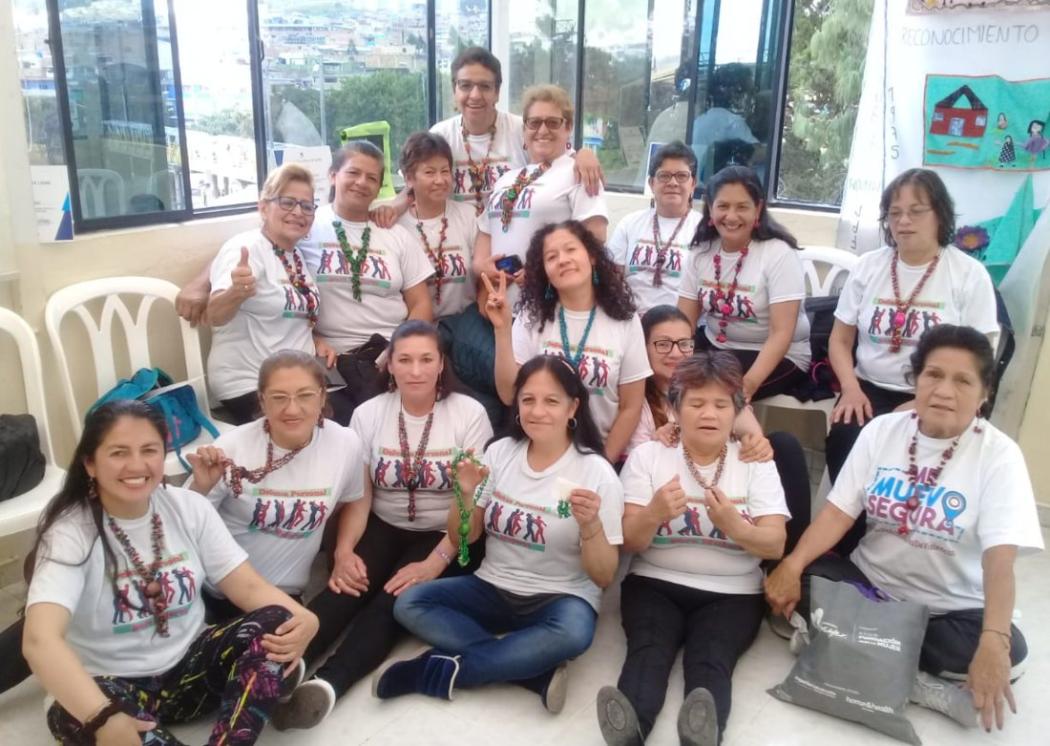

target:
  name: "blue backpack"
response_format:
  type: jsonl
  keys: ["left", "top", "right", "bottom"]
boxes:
{"left": 88, "top": 368, "right": 220, "bottom": 470}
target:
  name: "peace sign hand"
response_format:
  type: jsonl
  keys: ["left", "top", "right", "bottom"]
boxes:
{"left": 480, "top": 271, "right": 512, "bottom": 330}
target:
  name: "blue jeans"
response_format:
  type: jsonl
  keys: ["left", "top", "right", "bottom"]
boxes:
{"left": 393, "top": 575, "right": 597, "bottom": 687}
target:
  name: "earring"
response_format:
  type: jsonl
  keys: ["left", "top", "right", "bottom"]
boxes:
{"left": 753, "top": 218, "right": 760, "bottom": 229}
{"left": 650, "top": 198, "right": 655, "bottom": 209}
{"left": 544, "top": 283, "right": 554, "bottom": 300}
{"left": 87, "top": 477, "right": 98, "bottom": 500}
{"left": 317, "top": 411, "right": 325, "bottom": 428}
{"left": 388, "top": 377, "right": 397, "bottom": 392}
{"left": 568, "top": 417, "right": 578, "bottom": 431}
{"left": 708, "top": 219, "right": 716, "bottom": 227}
{"left": 592, "top": 268, "right": 599, "bottom": 286}
{"left": 515, "top": 414, "right": 521, "bottom": 425}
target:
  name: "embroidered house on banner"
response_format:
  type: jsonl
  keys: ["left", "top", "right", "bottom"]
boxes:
{"left": 930, "top": 85, "right": 988, "bottom": 138}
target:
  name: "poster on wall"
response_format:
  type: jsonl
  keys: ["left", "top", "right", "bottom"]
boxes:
{"left": 908, "top": 0, "right": 1050, "bottom": 13}
{"left": 923, "top": 75, "right": 1050, "bottom": 170}
{"left": 268, "top": 145, "right": 333, "bottom": 206}
{"left": 31, "top": 165, "right": 73, "bottom": 242}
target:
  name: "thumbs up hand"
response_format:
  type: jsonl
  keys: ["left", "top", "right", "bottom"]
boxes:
{"left": 231, "top": 247, "right": 255, "bottom": 299}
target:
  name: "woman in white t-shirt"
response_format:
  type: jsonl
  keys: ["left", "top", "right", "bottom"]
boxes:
{"left": 826, "top": 170, "right": 999, "bottom": 552}
{"left": 596, "top": 352, "right": 789, "bottom": 746}
{"left": 187, "top": 351, "right": 365, "bottom": 623}
{"left": 678, "top": 165, "right": 810, "bottom": 403}
{"left": 377, "top": 355, "right": 623, "bottom": 711}
{"left": 611, "top": 141, "right": 703, "bottom": 312}
{"left": 269, "top": 320, "right": 493, "bottom": 730}
{"left": 22, "top": 400, "right": 317, "bottom": 744}
{"left": 299, "top": 140, "right": 435, "bottom": 424}
{"left": 206, "top": 163, "right": 321, "bottom": 424}
{"left": 395, "top": 132, "right": 478, "bottom": 319}
{"left": 472, "top": 85, "right": 608, "bottom": 298}
{"left": 766, "top": 325, "right": 1043, "bottom": 733}
{"left": 486, "top": 220, "right": 651, "bottom": 462}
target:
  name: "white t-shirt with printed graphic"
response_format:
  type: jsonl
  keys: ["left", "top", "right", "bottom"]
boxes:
{"left": 26, "top": 486, "right": 247, "bottom": 678}
{"left": 299, "top": 204, "right": 435, "bottom": 352}
{"left": 207, "top": 229, "right": 318, "bottom": 401}
{"left": 833, "top": 246, "right": 999, "bottom": 392}
{"left": 678, "top": 238, "right": 811, "bottom": 371}
{"left": 828, "top": 411, "right": 1043, "bottom": 614}
{"left": 621, "top": 440, "right": 789, "bottom": 594}
{"left": 351, "top": 392, "right": 493, "bottom": 532}
{"left": 396, "top": 200, "right": 478, "bottom": 318}
{"left": 610, "top": 208, "right": 703, "bottom": 313}
{"left": 431, "top": 111, "right": 528, "bottom": 209}
{"left": 474, "top": 437, "right": 624, "bottom": 611}
{"left": 201, "top": 419, "right": 365, "bottom": 596}
{"left": 511, "top": 306, "right": 652, "bottom": 440}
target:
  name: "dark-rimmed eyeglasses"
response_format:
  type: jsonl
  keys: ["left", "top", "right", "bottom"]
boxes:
{"left": 654, "top": 171, "right": 693, "bottom": 185}
{"left": 651, "top": 338, "right": 695, "bottom": 354}
{"left": 266, "top": 196, "right": 317, "bottom": 215}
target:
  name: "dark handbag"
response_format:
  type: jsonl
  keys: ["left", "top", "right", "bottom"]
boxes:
{"left": 0, "top": 414, "right": 46, "bottom": 501}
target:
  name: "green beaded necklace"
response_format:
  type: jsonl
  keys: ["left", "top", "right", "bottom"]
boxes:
{"left": 450, "top": 449, "right": 488, "bottom": 567}
{"left": 332, "top": 220, "right": 371, "bottom": 301}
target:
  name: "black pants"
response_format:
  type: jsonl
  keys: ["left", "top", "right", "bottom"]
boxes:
{"left": 0, "top": 616, "right": 30, "bottom": 694}
{"left": 824, "top": 378, "right": 913, "bottom": 556}
{"left": 327, "top": 335, "right": 388, "bottom": 425}
{"left": 800, "top": 554, "right": 1028, "bottom": 676}
{"left": 220, "top": 391, "right": 259, "bottom": 425}
{"left": 617, "top": 574, "right": 765, "bottom": 740}
{"left": 695, "top": 331, "right": 808, "bottom": 401}
{"left": 768, "top": 431, "right": 811, "bottom": 556}
{"left": 305, "top": 511, "right": 482, "bottom": 697}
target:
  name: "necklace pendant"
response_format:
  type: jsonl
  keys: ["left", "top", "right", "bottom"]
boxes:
{"left": 896, "top": 524, "right": 910, "bottom": 537}
{"left": 892, "top": 310, "right": 906, "bottom": 329}
{"left": 145, "top": 580, "right": 161, "bottom": 597}
{"left": 720, "top": 302, "right": 733, "bottom": 315}
{"left": 716, "top": 332, "right": 728, "bottom": 344}
{"left": 906, "top": 496, "right": 920, "bottom": 510}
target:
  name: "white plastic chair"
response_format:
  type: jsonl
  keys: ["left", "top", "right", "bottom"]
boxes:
{"left": 754, "top": 246, "right": 860, "bottom": 434}
{"left": 0, "top": 308, "right": 66, "bottom": 536}
{"left": 44, "top": 277, "right": 232, "bottom": 476}
{"left": 77, "top": 168, "right": 126, "bottom": 218}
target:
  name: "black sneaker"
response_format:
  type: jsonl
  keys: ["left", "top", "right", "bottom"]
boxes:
{"left": 596, "top": 686, "right": 644, "bottom": 746}
{"left": 271, "top": 678, "right": 336, "bottom": 731}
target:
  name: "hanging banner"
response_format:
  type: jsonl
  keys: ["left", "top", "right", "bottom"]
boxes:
{"left": 32, "top": 165, "right": 73, "bottom": 242}
{"left": 908, "top": 0, "right": 1050, "bottom": 13}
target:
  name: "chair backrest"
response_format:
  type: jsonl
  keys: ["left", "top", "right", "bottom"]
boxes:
{"left": 77, "top": 168, "right": 126, "bottom": 218}
{"left": 797, "top": 245, "right": 859, "bottom": 298}
{"left": 0, "top": 307, "right": 56, "bottom": 464}
{"left": 44, "top": 277, "right": 211, "bottom": 440}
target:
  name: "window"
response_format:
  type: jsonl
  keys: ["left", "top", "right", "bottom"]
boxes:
{"left": 435, "top": 0, "right": 490, "bottom": 121}
{"left": 504, "top": 1, "right": 579, "bottom": 115}
{"left": 776, "top": 0, "right": 875, "bottom": 207}
{"left": 15, "top": 0, "right": 65, "bottom": 167}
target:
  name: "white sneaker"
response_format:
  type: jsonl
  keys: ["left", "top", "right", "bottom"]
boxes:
{"left": 271, "top": 677, "right": 336, "bottom": 731}
{"left": 909, "top": 671, "right": 978, "bottom": 728}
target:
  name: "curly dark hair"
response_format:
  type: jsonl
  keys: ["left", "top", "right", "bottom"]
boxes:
{"left": 518, "top": 220, "right": 636, "bottom": 332}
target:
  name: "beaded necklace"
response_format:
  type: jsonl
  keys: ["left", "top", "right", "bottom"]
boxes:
{"left": 711, "top": 245, "right": 749, "bottom": 344}
{"left": 333, "top": 220, "right": 372, "bottom": 302}
{"left": 650, "top": 212, "right": 688, "bottom": 287}
{"left": 897, "top": 411, "right": 981, "bottom": 537}
{"left": 681, "top": 442, "right": 728, "bottom": 490}
{"left": 888, "top": 250, "right": 941, "bottom": 353}
{"left": 500, "top": 162, "right": 551, "bottom": 232}
{"left": 461, "top": 119, "right": 497, "bottom": 213}
{"left": 223, "top": 421, "right": 307, "bottom": 498}
{"left": 450, "top": 449, "right": 488, "bottom": 567}
{"left": 271, "top": 244, "right": 319, "bottom": 326}
{"left": 107, "top": 510, "right": 170, "bottom": 637}
{"left": 413, "top": 203, "right": 450, "bottom": 306}
{"left": 398, "top": 404, "right": 435, "bottom": 522}
{"left": 558, "top": 305, "right": 597, "bottom": 371}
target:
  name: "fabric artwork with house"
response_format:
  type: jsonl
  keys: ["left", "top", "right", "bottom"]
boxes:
{"left": 923, "top": 74, "right": 1050, "bottom": 171}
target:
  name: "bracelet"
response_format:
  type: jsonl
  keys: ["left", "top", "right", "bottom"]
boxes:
{"left": 981, "top": 628, "right": 1012, "bottom": 649}
{"left": 434, "top": 546, "right": 453, "bottom": 565}
{"left": 81, "top": 700, "right": 122, "bottom": 737}
{"left": 581, "top": 526, "right": 602, "bottom": 541}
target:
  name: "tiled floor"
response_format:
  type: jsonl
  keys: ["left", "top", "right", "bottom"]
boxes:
{"left": 1, "top": 530, "right": 1048, "bottom": 745}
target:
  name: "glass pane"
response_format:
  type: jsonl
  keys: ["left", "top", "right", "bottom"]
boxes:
{"left": 171, "top": 0, "right": 258, "bottom": 209}
{"left": 436, "top": 0, "right": 489, "bottom": 121}
{"left": 583, "top": 0, "right": 694, "bottom": 190}
{"left": 259, "top": 1, "right": 429, "bottom": 192}
{"left": 777, "top": 0, "right": 874, "bottom": 206}
{"left": 15, "top": 0, "right": 65, "bottom": 166}
{"left": 690, "top": 0, "right": 788, "bottom": 193}
{"left": 57, "top": 0, "right": 188, "bottom": 219}
{"left": 506, "top": 1, "right": 579, "bottom": 115}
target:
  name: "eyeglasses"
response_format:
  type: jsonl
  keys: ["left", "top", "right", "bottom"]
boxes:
{"left": 266, "top": 196, "right": 317, "bottom": 215}
{"left": 654, "top": 171, "right": 693, "bottom": 185}
{"left": 524, "top": 116, "right": 566, "bottom": 132}
{"left": 263, "top": 390, "right": 322, "bottom": 409}
{"left": 651, "top": 338, "right": 695, "bottom": 354}
{"left": 887, "top": 206, "right": 933, "bottom": 223}
{"left": 455, "top": 80, "right": 496, "bottom": 94}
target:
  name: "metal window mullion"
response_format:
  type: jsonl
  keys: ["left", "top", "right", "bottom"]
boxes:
{"left": 165, "top": 0, "right": 194, "bottom": 213}
{"left": 427, "top": 0, "right": 438, "bottom": 127}
{"left": 573, "top": 0, "right": 585, "bottom": 152}
{"left": 248, "top": 0, "right": 269, "bottom": 191}
{"left": 768, "top": 0, "right": 794, "bottom": 204}
{"left": 45, "top": 0, "right": 83, "bottom": 226}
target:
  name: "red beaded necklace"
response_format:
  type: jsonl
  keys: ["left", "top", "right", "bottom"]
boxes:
{"left": 223, "top": 421, "right": 307, "bottom": 498}
{"left": 888, "top": 250, "right": 941, "bottom": 353}
{"left": 413, "top": 203, "right": 450, "bottom": 306}
{"left": 500, "top": 162, "right": 551, "bottom": 232}
{"left": 398, "top": 404, "right": 435, "bottom": 522}
{"left": 681, "top": 442, "right": 727, "bottom": 490}
{"left": 462, "top": 120, "right": 497, "bottom": 213}
{"left": 897, "top": 411, "right": 982, "bottom": 536}
{"left": 272, "top": 245, "right": 319, "bottom": 326}
{"left": 651, "top": 211, "right": 689, "bottom": 288}
{"left": 710, "top": 245, "right": 749, "bottom": 344}
{"left": 107, "top": 510, "right": 170, "bottom": 637}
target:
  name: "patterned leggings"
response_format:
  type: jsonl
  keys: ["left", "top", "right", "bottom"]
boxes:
{"left": 47, "top": 605, "right": 291, "bottom": 745}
